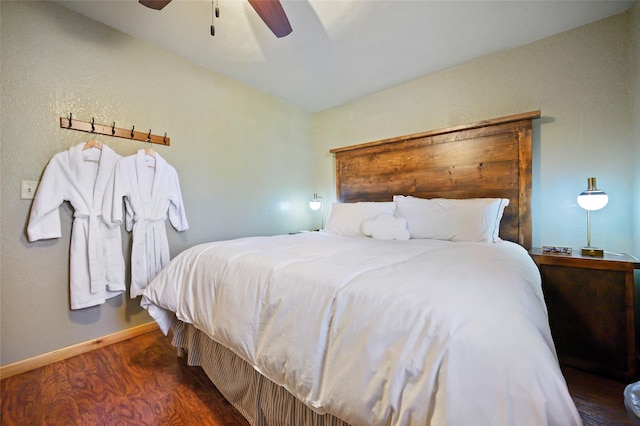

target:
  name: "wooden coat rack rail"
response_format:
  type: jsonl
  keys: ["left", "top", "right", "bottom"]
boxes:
{"left": 59, "top": 114, "right": 170, "bottom": 146}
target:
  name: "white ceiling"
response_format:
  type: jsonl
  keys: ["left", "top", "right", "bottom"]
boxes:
{"left": 56, "top": 0, "right": 635, "bottom": 112}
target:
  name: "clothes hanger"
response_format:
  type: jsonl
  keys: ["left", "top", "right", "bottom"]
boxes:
{"left": 144, "top": 129, "right": 156, "bottom": 157}
{"left": 83, "top": 118, "right": 103, "bottom": 150}
{"left": 83, "top": 138, "right": 102, "bottom": 150}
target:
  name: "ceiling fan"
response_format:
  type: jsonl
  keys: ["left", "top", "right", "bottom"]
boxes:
{"left": 138, "top": 0, "right": 293, "bottom": 38}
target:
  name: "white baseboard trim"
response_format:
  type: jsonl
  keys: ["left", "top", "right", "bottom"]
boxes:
{"left": 0, "top": 322, "right": 159, "bottom": 380}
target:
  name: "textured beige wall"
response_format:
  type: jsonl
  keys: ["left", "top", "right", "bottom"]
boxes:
{"left": 314, "top": 11, "right": 636, "bottom": 258}
{"left": 0, "top": 1, "right": 313, "bottom": 365}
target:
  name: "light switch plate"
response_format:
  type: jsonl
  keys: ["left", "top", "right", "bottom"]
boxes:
{"left": 20, "top": 180, "right": 38, "bottom": 200}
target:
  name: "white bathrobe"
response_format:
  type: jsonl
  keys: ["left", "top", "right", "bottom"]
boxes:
{"left": 103, "top": 150, "right": 188, "bottom": 298}
{"left": 27, "top": 143, "right": 125, "bottom": 309}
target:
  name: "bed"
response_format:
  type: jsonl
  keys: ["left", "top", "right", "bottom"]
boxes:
{"left": 141, "top": 111, "right": 583, "bottom": 426}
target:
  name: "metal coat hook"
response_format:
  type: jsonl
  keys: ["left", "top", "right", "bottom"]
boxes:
{"left": 131, "top": 125, "right": 135, "bottom": 138}
{"left": 68, "top": 113, "right": 73, "bottom": 128}
{"left": 163, "top": 132, "right": 167, "bottom": 144}
{"left": 90, "top": 117, "right": 95, "bottom": 133}
{"left": 112, "top": 122, "right": 116, "bottom": 136}
{"left": 147, "top": 129, "right": 152, "bottom": 142}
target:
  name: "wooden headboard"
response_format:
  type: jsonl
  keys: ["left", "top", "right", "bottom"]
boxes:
{"left": 329, "top": 111, "right": 541, "bottom": 249}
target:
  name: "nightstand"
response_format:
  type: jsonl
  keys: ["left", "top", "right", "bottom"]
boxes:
{"left": 530, "top": 248, "right": 640, "bottom": 380}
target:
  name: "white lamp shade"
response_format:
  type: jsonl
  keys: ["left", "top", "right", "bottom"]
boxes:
{"left": 577, "top": 192, "right": 608, "bottom": 210}
{"left": 577, "top": 177, "right": 608, "bottom": 211}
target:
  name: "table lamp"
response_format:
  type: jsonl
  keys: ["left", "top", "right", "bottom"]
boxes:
{"left": 576, "top": 177, "right": 608, "bottom": 257}
{"left": 309, "top": 193, "right": 324, "bottom": 230}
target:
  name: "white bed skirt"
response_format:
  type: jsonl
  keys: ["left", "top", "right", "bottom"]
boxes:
{"left": 171, "top": 319, "right": 351, "bottom": 426}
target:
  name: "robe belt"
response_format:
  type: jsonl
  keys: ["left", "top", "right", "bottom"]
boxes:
{"left": 132, "top": 217, "right": 166, "bottom": 234}
{"left": 137, "top": 216, "right": 165, "bottom": 223}
{"left": 131, "top": 217, "right": 166, "bottom": 242}
{"left": 73, "top": 211, "right": 105, "bottom": 294}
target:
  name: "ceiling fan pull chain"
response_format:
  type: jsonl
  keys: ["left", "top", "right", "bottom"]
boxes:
{"left": 211, "top": 0, "right": 218, "bottom": 36}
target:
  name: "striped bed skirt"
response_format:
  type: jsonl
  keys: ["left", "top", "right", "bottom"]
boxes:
{"left": 171, "top": 319, "right": 351, "bottom": 426}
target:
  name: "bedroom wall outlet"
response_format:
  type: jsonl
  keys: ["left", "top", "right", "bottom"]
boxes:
{"left": 20, "top": 180, "right": 38, "bottom": 200}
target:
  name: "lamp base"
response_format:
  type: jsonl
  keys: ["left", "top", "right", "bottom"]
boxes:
{"left": 581, "top": 247, "right": 604, "bottom": 257}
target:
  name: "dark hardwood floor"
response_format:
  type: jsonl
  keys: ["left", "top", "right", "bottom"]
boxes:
{"left": 562, "top": 366, "right": 633, "bottom": 425}
{"left": 1, "top": 329, "right": 635, "bottom": 425}
{"left": 1, "top": 330, "right": 249, "bottom": 425}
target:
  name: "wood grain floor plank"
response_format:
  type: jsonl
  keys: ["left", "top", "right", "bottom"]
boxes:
{"left": 0, "top": 367, "right": 41, "bottom": 425}
{"left": 562, "top": 366, "right": 633, "bottom": 426}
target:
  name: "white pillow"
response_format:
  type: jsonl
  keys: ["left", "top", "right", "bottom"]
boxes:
{"left": 324, "top": 202, "right": 396, "bottom": 237}
{"left": 394, "top": 196, "right": 509, "bottom": 243}
{"left": 361, "top": 213, "right": 410, "bottom": 241}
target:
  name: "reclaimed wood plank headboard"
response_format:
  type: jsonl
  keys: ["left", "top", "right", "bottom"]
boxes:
{"left": 329, "top": 111, "right": 541, "bottom": 249}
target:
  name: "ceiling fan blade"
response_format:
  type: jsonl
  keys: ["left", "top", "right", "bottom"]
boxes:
{"left": 248, "top": 0, "right": 292, "bottom": 38}
{"left": 139, "top": 0, "right": 172, "bottom": 11}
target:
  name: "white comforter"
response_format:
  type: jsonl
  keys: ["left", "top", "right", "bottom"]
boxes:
{"left": 141, "top": 232, "right": 582, "bottom": 426}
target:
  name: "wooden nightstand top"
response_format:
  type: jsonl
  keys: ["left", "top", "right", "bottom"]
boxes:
{"left": 530, "top": 248, "right": 640, "bottom": 270}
